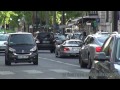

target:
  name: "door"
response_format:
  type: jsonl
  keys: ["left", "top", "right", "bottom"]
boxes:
{"left": 81, "top": 36, "right": 91, "bottom": 61}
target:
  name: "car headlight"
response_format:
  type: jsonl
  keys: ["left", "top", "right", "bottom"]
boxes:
{"left": 9, "top": 47, "right": 16, "bottom": 52}
{"left": 30, "top": 46, "right": 37, "bottom": 51}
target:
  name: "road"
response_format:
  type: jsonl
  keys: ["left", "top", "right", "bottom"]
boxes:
{"left": 0, "top": 50, "right": 90, "bottom": 79}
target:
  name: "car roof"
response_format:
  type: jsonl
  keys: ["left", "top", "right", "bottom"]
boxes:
{"left": 66, "top": 39, "right": 82, "bottom": 42}
{"left": 8, "top": 32, "right": 32, "bottom": 35}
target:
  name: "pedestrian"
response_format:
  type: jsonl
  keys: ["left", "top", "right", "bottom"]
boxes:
{"left": 82, "top": 31, "right": 87, "bottom": 41}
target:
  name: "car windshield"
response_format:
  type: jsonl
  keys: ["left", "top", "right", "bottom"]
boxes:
{"left": 37, "top": 33, "right": 53, "bottom": 39}
{"left": 74, "top": 34, "right": 81, "bottom": 39}
{"left": 116, "top": 39, "right": 120, "bottom": 61}
{"left": 9, "top": 34, "right": 35, "bottom": 45}
{"left": 56, "top": 35, "right": 66, "bottom": 40}
{"left": 96, "top": 35, "right": 109, "bottom": 45}
{"left": 0, "top": 34, "right": 8, "bottom": 41}
{"left": 67, "top": 41, "right": 82, "bottom": 45}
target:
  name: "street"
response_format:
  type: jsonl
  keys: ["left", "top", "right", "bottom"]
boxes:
{"left": 0, "top": 50, "right": 90, "bottom": 79}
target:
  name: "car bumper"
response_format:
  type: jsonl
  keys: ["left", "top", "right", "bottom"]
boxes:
{"left": 0, "top": 46, "right": 6, "bottom": 52}
{"left": 37, "top": 43, "right": 55, "bottom": 50}
{"left": 8, "top": 52, "right": 38, "bottom": 62}
{"left": 61, "top": 51, "right": 79, "bottom": 56}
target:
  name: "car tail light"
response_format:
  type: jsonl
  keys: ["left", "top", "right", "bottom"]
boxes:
{"left": 64, "top": 47, "right": 70, "bottom": 51}
{"left": 96, "top": 47, "right": 101, "bottom": 52}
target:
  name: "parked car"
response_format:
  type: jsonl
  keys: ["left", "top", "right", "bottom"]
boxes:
{"left": 55, "top": 39, "right": 83, "bottom": 58}
{"left": 79, "top": 34, "right": 109, "bottom": 69}
{"left": 0, "top": 34, "right": 9, "bottom": 52}
{"left": 5, "top": 32, "right": 38, "bottom": 65}
{"left": 35, "top": 32, "right": 55, "bottom": 53}
{"left": 89, "top": 34, "right": 120, "bottom": 79}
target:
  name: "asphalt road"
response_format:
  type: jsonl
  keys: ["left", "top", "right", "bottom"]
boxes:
{"left": 0, "top": 50, "right": 90, "bottom": 79}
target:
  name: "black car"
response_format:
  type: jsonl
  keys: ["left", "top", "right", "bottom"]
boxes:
{"left": 54, "top": 34, "right": 66, "bottom": 45}
{"left": 89, "top": 34, "right": 120, "bottom": 79}
{"left": 35, "top": 32, "right": 55, "bottom": 53}
{"left": 5, "top": 32, "right": 38, "bottom": 65}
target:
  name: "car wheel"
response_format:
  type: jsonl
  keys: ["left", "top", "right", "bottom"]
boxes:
{"left": 50, "top": 49, "right": 54, "bottom": 53}
{"left": 79, "top": 53, "right": 87, "bottom": 68}
{"left": 55, "top": 49, "right": 58, "bottom": 57}
{"left": 33, "top": 58, "right": 38, "bottom": 65}
{"left": 87, "top": 55, "right": 92, "bottom": 69}
{"left": 5, "top": 55, "right": 11, "bottom": 66}
{"left": 57, "top": 51, "right": 63, "bottom": 58}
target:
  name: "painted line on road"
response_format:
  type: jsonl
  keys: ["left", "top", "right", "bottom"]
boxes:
{"left": 38, "top": 57, "right": 80, "bottom": 67}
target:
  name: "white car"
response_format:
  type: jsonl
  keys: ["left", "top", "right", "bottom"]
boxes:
{"left": 55, "top": 39, "right": 83, "bottom": 58}
{"left": 0, "top": 34, "right": 9, "bottom": 52}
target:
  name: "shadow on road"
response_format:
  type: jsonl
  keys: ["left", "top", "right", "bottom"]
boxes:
{"left": 60, "top": 56, "right": 79, "bottom": 59}
{"left": 9, "top": 63, "right": 39, "bottom": 66}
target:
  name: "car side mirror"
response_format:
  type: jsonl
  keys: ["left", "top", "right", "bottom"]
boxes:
{"left": 4, "top": 42, "right": 8, "bottom": 45}
{"left": 94, "top": 52, "right": 109, "bottom": 61}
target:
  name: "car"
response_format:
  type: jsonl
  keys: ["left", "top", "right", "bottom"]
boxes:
{"left": 0, "top": 34, "right": 9, "bottom": 52}
{"left": 55, "top": 39, "right": 83, "bottom": 58}
{"left": 79, "top": 34, "right": 109, "bottom": 69}
{"left": 5, "top": 32, "right": 38, "bottom": 65}
{"left": 72, "top": 33, "right": 82, "bottom": 40}
{"left": 89, "top": 34, "right": 120, "bottom": 79}
{"left": 54, "top": 34, "right": 66, "bottom": 45}
{"left": 35, "top": 32, "right": 55, "bottom": 53}
{"left": 95, "top": 31, "right": 118, "bottom": 35}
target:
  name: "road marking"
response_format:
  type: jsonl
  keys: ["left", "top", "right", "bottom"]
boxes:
{"left": 49, "top": 69, "right": 71, "bottom": 73}
{"left": 39, "top": 57, "right": 80, "bottom": 67}
{"left": 23, "top": 70, "right": 43, "bottom": 74}
{"left": 75, "top": 69, "right": 90, "bottom": 73}
{"left": 36, "top": 77, "right": 56, "bottom": 79}
{"left": 67, "top": 77, "right": 88, "bottom": 79}
{"left": 0, "top": 71, "right": 15, "bottom": 75}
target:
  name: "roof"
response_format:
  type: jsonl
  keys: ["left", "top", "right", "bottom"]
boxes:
{"left": 66, "top": 39, "right": 82, "bottom": 42}
{"left": 8, "top": 32, "right": 32, "bottom": 35}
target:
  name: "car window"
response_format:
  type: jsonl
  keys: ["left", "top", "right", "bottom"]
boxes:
{"left": 116, "top": 39, "right": 120, "bottom": 60}
{"left": 84, "top": 36, "right": 91, "bottom": 45}
{"left": 67, "top": 41, "right": 82, "bottom": 45}
{"left": 96, "top": 35, "right": 109, "bottom": 45}
{"left": 37, "top": 33, "right": 54, "bottom": 40}
{"left": 102, "top": 36, "right": 112, "bottom": 56}
{"left": 9, "top": 34, "right": 35, "bottom": 45}
{"left": 0, "top": 34, "right": 8, "bottom": 41}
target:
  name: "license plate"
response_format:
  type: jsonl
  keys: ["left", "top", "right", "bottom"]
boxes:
{"left": 18, "top": 55, "right": 28, "bottom": 59}
{"left": 42, "top": 41, "right": 50, "bottom": 44}
{"left": 72, "top": 48, "right": 79, "bottom": 51}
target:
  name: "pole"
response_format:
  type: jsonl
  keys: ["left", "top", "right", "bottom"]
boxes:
{"left": 36, "top": 11, "right": 38, "bottom": 32}
{"left": 113, "top": 11, "right": 118, "bottom": 32}
{"left": 53, "top": 11, "right": 56, "bottom": 33}
{"left": 46, "top": 11, "right": 49, "bottom": 32}
{"left": 62, "top": 11, "right": 65, "bottom": 35}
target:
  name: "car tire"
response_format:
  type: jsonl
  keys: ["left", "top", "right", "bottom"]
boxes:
{"left": 87, "top": 55, "right": 92, "bottom": 69}
{"left": 33, "top": 58, "right": 38, "bottom": 65}
{"left": 57, "top": 51, "right": 63, "bottom": 58}
{"left": 50, "top": 49, "right": 54, "bottom": 53}
{"left": 5, "top": 56, "right": 11, "bottom": 66}
{"left": 79, "top": 53, "right": 87, "bottom": 68}
{"left": 55, "top": 49, "right": 58, "bottom": 57}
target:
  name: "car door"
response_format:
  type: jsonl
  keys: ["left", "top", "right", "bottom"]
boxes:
{"left": 97, "top": 36, "right": 114, "bottom": 78}
{"left": 81, "top": 36, "right": 91, "bottom": 61}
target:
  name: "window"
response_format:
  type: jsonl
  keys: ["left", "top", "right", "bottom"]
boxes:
{"left": 9, "top": 34, "right": 35, "bottom": 45}
{"left": 102, "top": 36, "right": 112, "bottom": 56}
{"left": 84, "top": 36, "right": 91, "bottom": 45}
{"left": 0, "top": 34, "right": 8, "bottom": 41}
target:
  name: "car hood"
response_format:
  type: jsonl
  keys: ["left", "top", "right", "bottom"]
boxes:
{"left": 10, "top": 45, "right": 35, "bottom": 53}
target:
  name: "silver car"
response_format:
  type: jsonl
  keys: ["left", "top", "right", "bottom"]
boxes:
{"left": 0, "top": 34, "right": 9, "bottom": 52}
{"left": 55, "top": 39, "right": 83, "bottom": 58}
{"left": 79, "top": 34, "right": 109, "bottom": 69}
